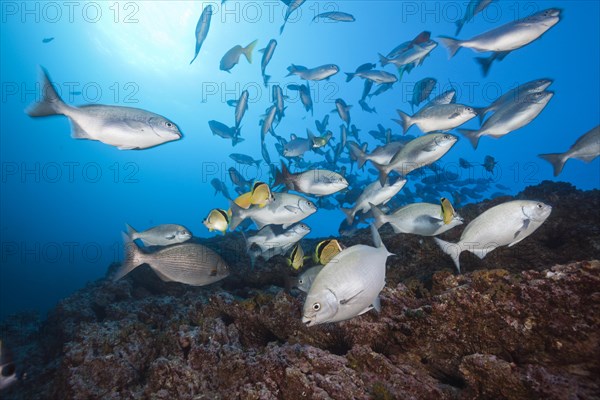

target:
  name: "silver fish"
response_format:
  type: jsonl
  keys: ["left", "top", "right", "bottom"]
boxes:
{"left": 348, "top": 141, "right": 405, "bottom": 169}
{"left": 539, "top": 125, "right": 600, "bottom": 176}
{"left": 125, "top": 224, "right": 192, "bottom": 247}
{"left": 373, "top": 133, "right": 458, "bottom": 185}
{"left": 435, "top": 200, "right": 552, "bottom": 272}
{"left": 379, "top": 40, "right": 437, "bottom": 69}
{"left": 114, "top": 234, "right": 230, "bottom": 285}
{"left": 474, "top": 78, "right": 553, "bottom": 122}
{"left": 302, "top": 225, "right": 391, "bottom": 326}
{"left": 260, "top": 105, "right": 278, "bottom": 141}
{"left": 234, "top": 90, "right": 249, "bottom": 130}
{"left": 220, "top": 40, "right": 258, "bottom": 72}
{"left": 229, "top": 192, "right": 317, "bottom": 230}
{"left": 246, "top": 223, "right": 310, "bottom": 264}
{"left": 395, "top": 103, "right": 477, "bottom": 134}
{"left": 458, "top": 91, "right": 554, "bottom": 149}
{"left": 283, "top": 133, "right": 312, "bottom": 158}
{"left": 259, "top": 39, "right": 277, "bottom": 86}
{"left": 190, "top": 5, "right": 213, "bottom": 64}
{"left": 272, "top": 85, "right": 286, "bottom": 121}
{"left": 371, "top": 203, "right": 463, "bottom": 236}
{"left": 345, "top": 69, "right": 397, "bottom": 84}
{"left": 287, "top": 84, "right": 313, "bottom": 115}
{"left": 287, "top": 64, "right": 339, "bottom": 81}
{"left": 26, "top": 68, "right": 182, "bottom": 150}
{"left": 275, "top": 162, "right": 348, "bottom": 196}
{"left": 439, "top": 8, "right": 561, "bottom": 75}
{"left": 312, "top": 11, "right": 355, "bottom": 22}
{"left": 294, "top": 265, "right": 324, "bottom": 293}
{"left": 424, "top": 89, "right": 457, "bottom": 108}
{"left": 334, "top": 98, "right": 351, "bottom": 126}
{"left": 341, "top": 178, "right": 407, "bottom": 223}
{"left": 280, "top": 0, "right": 306, "bottom": 34}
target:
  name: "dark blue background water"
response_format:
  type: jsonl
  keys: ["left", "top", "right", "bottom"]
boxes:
{"left": 1, "top": 0, "right": 598, "bottom": 320}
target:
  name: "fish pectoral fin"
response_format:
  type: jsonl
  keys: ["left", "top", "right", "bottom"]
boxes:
{"left": 509, "top": 219, "right": 531, "bottom": 247}
{"left": 340, "top": 289, "right": 364, "bottom": 305}
{"left": 69, "top": 119, "right": 91, "bottom": 139}
{"left": 372, "top": 296, "right": 381, "bottom": 313}
{"left": 284, "top": 205, "right": 300, "bottom": 214}
{"left": 448, "top": 112, "right": 461, "bottom": 119}
{"left": 423, "top": 142, "right": 437, "bottom": 152}
{"left": 117, "top": 145, "right": 139, "bottom": 150}
{"left": 165, "top": 234, "right": 175, "bottom": 240}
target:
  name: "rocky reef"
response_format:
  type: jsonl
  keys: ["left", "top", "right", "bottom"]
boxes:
{"left": 2, "top": 181, "right": 599, "bottom": 399}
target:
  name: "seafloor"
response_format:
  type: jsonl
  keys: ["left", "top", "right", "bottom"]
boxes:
{"left": 2, "top": 181, "right": 599, "bottom": 399}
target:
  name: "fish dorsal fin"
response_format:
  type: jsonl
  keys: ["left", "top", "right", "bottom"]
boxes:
{"left": 290, "top": 133, "right": 297, "bottom": 140}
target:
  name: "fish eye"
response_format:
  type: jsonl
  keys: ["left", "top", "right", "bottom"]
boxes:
{"left": 298, "top": 279, "right": 304, "bottom": 284}
{"left": 312, "top": 303, "right": 321, "bottom": 311}
{"left": 537, "top": 203, "right": 543, "bottom": 209}
{"left": 165, "top": 121, "right": 173, "bottom": 128}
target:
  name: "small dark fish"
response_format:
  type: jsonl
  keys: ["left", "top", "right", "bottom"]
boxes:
{"left": 287, "top": 84, "right": 313, "bottom": 115}
{"left": 230, "top": 153, "right": 262, "bottom": 168}
{"left": 459, "top": 158, "right": 473, "bottom": 169}
{"left": 315, "top": 114, "right": 329, "bottom": 134}
{"left": 42, "top": 37, "right": 54, "bottom": 43}
{"left": 208, "top": 120, "right": 243, "bottom": 146}
{"left": 359, "top": 99, "right": 377, "bottom": 114}
{"left": 361, "top": 79, "right": 374, "bottom": 101}
{"left": 228, "top": 167, "right": 252, "bottom": 189}
{"left": 367, "top": 83, "right": 394, "bottom": 98}
{"left": 190, "top": 5, "right": 213, "bottom": 64}
{"left": 259, "top": 39, "right": 277, "bottom": 86}
{"left": 410, "top": 78, "right": 437, "bottom": 111}
{"left": 211, "top": 178, "right": 232, "bottom": 200}
{"left": 482, "top": 155, "right": 498, "bottom": 173}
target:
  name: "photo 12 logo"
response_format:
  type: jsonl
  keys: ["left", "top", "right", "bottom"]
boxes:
{"left": 1, "top": 1, "right": 140, "bottom": 24}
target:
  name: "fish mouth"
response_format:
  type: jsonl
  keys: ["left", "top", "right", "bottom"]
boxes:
{"left": 301, "top": 316, "right": 313, "bottom": 326}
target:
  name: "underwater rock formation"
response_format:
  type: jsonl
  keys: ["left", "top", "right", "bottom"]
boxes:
{"left": 2, "top": 181, "right": 599, "bottom": 399}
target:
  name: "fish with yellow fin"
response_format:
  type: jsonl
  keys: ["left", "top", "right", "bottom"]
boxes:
{"left": 233, "top": 181, "right": 274, "bottom": 210}
{"left": 440, "top": 197, "right": 457, "bottom": 225}
{"left": 203, "top": 208, "right": 230, "bottom": 234}
{"left": 313, "top": 239, "right": 344, "bottom": 265}
{"left": 287, "top": 243, "right": 305, "bottom": 270}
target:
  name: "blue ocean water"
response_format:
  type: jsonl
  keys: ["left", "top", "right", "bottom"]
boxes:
{"left": 0, "top": 0, "right": 598, "bottom": 320}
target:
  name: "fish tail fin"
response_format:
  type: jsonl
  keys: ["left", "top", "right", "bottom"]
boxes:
{"left": 345, "top": 72, "right": 355, "bottom": 82}
{"left": 378, "top": 53, "right": 390, "bottom": 67}
{"left": 454, "top": 20, "right": 464, "bottom": 36}
{"left": 438, "top": 36, "right": 462, "bottom": 59}
{"left": 228, "top": 201, "right": 248, "bottom": 231}
{"left": 433, "top": 237, "right": 461, "bottom": 273}
{"left": 538, "top": 153, "right": 567, "bottom": 177}
{"left": 394, "top": 110, "right": 413, "bottom": 134}
{"left": 475, "top": 56, "right": 494, "bottom": 77}
{"left": 286, "top": 64, "right": 297, "bottom": 77}
{"left": 354, "top": 144, "right": 368, "bottom": 169}
{"left": 279, "top": 22, "right": 286, "bottom": 35}
{"left": 26, "top": 66, "right": 66, "bottom": 117}
{"left": 113, "top": 232, "right": 144, "bottom": 281}
{"left": 340, "top": 207, "right": 354, "bottom": 225}
{"left": 369, "top": 203, "right": 387, "bottom": 230}
{"left": 373, "top": 161, "right": 391, "bottom": 186}
{"left": 457, "top": 128, "right": 481, "bottom": 150}
{"left": 124, "top": 223, "right": 138, "bottom": 240}
{"left": 243, "top": 39, "right": 258, "bottom": 63}
{"left": 472, "top": 106, "right": 488, "bottom": 123}
{"left": 263, "top": 74, "right": 271, "bottom": 87}
{"left": 232, "top": 136, "right": 245, "bottom": 146}
{"left": 274, "top": 160, "right": 291, "bottom": 188}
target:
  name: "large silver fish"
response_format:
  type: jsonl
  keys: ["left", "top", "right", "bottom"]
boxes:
{"left": 114, "top": 234, "right": 230, "bottom": 286}
{"left": 190, "top": 5, "right": 213, "bottom": 64}
{"left": 474, "top": 78, "right": 553, "bottom": 122}
{"left": 458, "top": 91, "right": 554, "bottom": 149}
{"left": 379, "top": 40, "right": 437, "bottom": 70}
{"left": 286, "top": 64, "right": 339, "bottom": 81}
{"left": 395, "top": 103, "right": 477, "bottom": 134}
{"left": 539, "top": 125, "right": 600, "bottom": 176}
{"left": 371, "top": 203, "right": 463, "bottom": 236}
{"left": 125, "top": 224, "right": 192, "bottom": 247}
{"left": 434, "top": 200, "right": 552, "bottom": 272}
{"left": 302, "top": 225, "right": 391, "bottom": 326}
{"left": 26, "top": 68, "right": 182, "bottom": 150}
{"left": 341, "top": 178, "right": 407, "bottom": 223}
{"left": 259, "top": 39, "right": 277, "bottom": 86}
{"left": 373, "top": 133, "right": 458, "bottom": 185}
{"left": 229, "top": 192, "right": 317, "bottom": 230}
{"left": 439, "top": 8, "right": 561, "bottom": 75}
{"left": 275, "top": 162, "right": 348, "bottom": 196}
